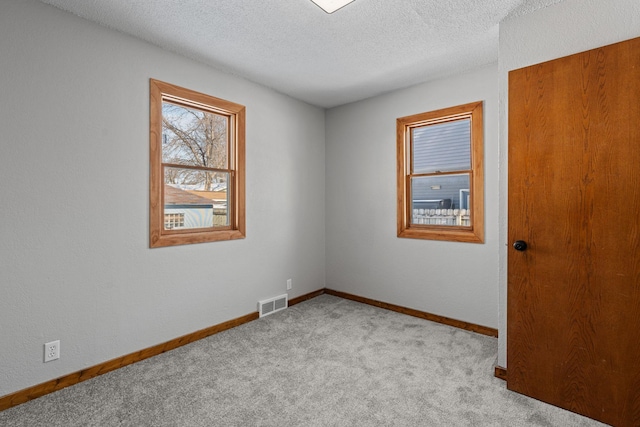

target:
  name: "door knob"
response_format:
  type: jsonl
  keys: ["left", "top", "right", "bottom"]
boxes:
{"left": 513, "top": 240, "right": 527, "bottom": 251}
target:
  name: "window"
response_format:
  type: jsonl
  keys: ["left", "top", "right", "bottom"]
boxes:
{"left": 397, "top": 101, "right": 484, "bottom": 243}
{"left": 149, "top": 79, "right": 245, "bottom": 248}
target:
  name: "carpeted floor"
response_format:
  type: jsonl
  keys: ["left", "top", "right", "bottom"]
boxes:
{"left": 0, "top": 295, "right": 606, "bottom": 426}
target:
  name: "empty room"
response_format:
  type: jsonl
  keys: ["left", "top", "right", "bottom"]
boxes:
{"left": 1, "top": 0, "right": 638, "bottom": 425}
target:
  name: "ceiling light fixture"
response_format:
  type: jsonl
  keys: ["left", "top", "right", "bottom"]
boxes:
{"left": 310, "top": 0, "right": 356, "bottom": 14}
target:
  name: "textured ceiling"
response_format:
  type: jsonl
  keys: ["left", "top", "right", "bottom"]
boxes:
{"left": 39, "top": 0, "right": 562, "bottom": 108}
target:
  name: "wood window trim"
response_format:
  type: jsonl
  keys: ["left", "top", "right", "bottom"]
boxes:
{"left": 149, "top": 79, "right": 245, "bottom": 248}
{"left": 396, "top": 101, "right": 484, "bottom": 243}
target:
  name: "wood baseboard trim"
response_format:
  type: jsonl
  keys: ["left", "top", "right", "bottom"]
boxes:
{"left": 0, "top": 311, "right": 259, "bottom": 412}
{"left": 0, "top": 288, "right": 326, "bottom": 412}
{"left": 324, "top": 288, "right": 498, "bottom": 337}
{"left": 1, "top": 287, "right": 496, "bottom": 412}
{"left": 494, "top": 366, "right": 507, "bottom": 381}
{"left": 289, "top": 289, "right": 325, "bottom": 306}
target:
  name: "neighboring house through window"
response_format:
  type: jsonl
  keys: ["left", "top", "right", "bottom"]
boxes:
{"left": 396, "top": 101, "right": 484, "bottom": 243}
{"left": 164, "top": 212, "right": 185, "bottom": 230}
{"left": 149, "top": 79, "right": 246, "bottom": 248}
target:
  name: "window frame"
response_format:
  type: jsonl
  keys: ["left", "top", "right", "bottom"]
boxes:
{"left": 149, "top": 79, "right": 245, "bottom": 248}
{"left": 396, "top": 101, "right": 484, "bottom": 243}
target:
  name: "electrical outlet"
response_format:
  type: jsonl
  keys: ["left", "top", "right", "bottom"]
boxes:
{"left": 44, "top": 340, "right": 60, "bottom": 362}
{"left": 286, "top": 278, "right": 292, "bottom": 290}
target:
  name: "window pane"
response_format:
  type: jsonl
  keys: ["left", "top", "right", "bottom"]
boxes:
{"left": 412, "top": 119, "right": 470, "bottom": 174}
{"left": 164, "top": 167, "right": 229, "bottom": 230}
{"left": 411, "top": 174, "right": 470, "bottom": 227}
{"left": 162, "top": 101, "right": 228, "bottom": 169}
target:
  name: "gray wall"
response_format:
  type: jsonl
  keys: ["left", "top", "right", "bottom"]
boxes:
{"left": 0, "top": 0, "right": 325, "bottom": 396}
{"left": 497, "top": 0, "right": 640, "bottom": 367}
{"left": 325, "top": 65, "right": 500, "bottom": 330}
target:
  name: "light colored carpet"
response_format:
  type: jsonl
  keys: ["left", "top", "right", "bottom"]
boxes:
{"left": 0, "top": 295, "right": 607, "bottom": 426}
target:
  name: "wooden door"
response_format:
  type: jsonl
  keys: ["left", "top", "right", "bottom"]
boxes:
{"left": 507, "top": 37, "right": 640, "bottom": 426}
